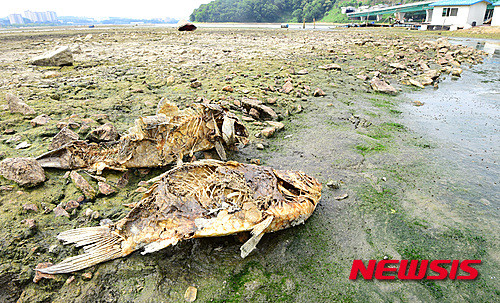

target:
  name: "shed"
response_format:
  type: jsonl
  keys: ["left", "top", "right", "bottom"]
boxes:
{"left": 430, "top": 0, "right": 492, "bottom": 28}
{"left": 492, "top": 2, "right": 500, "bottom": 26}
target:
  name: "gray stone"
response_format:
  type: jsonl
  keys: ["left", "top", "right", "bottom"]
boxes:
{"left": 6, "top": 93, "right": 35, "bottom": 115}
{"left": 30, "top": 46, "right": 73, "bottom": 66}
{"left": 0, "top": 157, "right": 46, "bottom": 187}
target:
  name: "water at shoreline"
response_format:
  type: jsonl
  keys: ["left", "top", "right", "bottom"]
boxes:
{"left": 403, "top": 39, "right": 499, "bottom": 210}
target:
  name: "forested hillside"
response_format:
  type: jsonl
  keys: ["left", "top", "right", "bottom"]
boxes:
{"left": 190, "top": 0, "right": 370, "bottom": 23}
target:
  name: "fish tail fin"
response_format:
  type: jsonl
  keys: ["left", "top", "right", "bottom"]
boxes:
{"left": 36, "top": 226, "right": 124, "bottom": 274}
{"left": 240, "top": 216, "right": 273, "bottom": 258}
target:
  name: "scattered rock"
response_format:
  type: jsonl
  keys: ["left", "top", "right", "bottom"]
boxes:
{"left": 389, "top": 62, "right": 406, "bottom": 70}
{"left": 0, "top": 157, "right": 46, "bottom": 187}
{"left": 6, "top": 93, "right": 36, "bottom": 115}
{"left": 326, "top": 180, "right": 341, "bottom": 189}
{"left": 412, "top": 100, "right": 425, "bottom": 106}
{"left": 266, "top": 121, "right": 284, "bottom": 131}
{"left": 15, "top": 141, "right": 31, "bottom": 149}
{"left": 451, "top": 68, "right": 463, "bottom": 77}
{"left": 256, "top": 143, "right": 264, "bottom": 150}
{"left": 177, "top": 20, "right": 197, "bottom": 31}
{"left": 409, "top": 79, "right": 424, "bottom": 89}
{"left": 334, "top": 193, "right": 349, "bottom": 200}
{"left": 261, "top": 127, "right": 276, "bottom": 138}
{"left": 50, "top": 127, "right": 79, "bottom": 149}
{"left": 82, "top": 272, "right": 93, "bottom": 280}
{"left": 53, "top": 205, "right": 70, "bottom": 218}
{"left": 88, "top": 123, "right": 118, "bottom": 142}
{"left": 30, "top": 46, "right": 73, "bottom": 66}
{"left": 33, "top": 263, "right": 55, "bottom": 283}
{"left": 31, "top": 114, "right": 51, "bottom": 127}
{"left": 282, "top": 81, "right": 293, "bottom": 94}
{"left": 222, "top": 86, "right": 233, "bottom": 92}
{"left": 318, "top": 63, "right": 341, "bottom": 71}
{"left": 184, "top": 286, "right": 197, "bottom": 302}
{"left": 250, "top": 159, "right": 261, "bottom": 165}
{"left": 166, "top": 75, "right": 175, "bottom": 85}
{"left": 61, "top": 200, "right": 80, "bottom": 211}
{"left": 296, "top": 69, "right": 308, "bottom": 75}
{"left": 23, "top": 204, "right": 39, "bottom": 212}
{"left": 43, "top": 71, "right": 62, "bottom": 79}
{"left": 313, "top": 88, "right": 326, "bottom": 97}
{"left": 241, "top": 98, "right": 277, "bottom": 120}
{"left": 370, "top": 77, "right": 397, "bottom": 95}
{"left": 66, "top": 276, "right": 76, "bottom": 285}
{"left": 70, "top": 171, "right": 97, "bottom": 200}
{"left": 23, "top": 218, "right": 37, "bottom": 229}
{"left": 190, "top": 80, "right": 202, "bottom": 88}
{"left": 249, "top": 108, "right": 260, "bottom": 119}
{"left": 98, "top": 181, "right": 116, "bottom": 195}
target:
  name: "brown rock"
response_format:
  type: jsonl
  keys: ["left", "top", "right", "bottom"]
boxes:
{"left": 249, "top": 108, "right": 260, "bottom": 120}
{"left": 250, "top": 159, "right": 261, "bottom": 165}
{"left": 88, "top": 123, "right": 118, "bottom": 142}
{"left": 33, "top": 263, "right": 55, "bottom": 283}
{"left": 6, "top": 93, "right": 36, "bottom": 115}
{"left": 313, "top": 88, "right": 326, "bottom": 97}
{"left": 53, "top": 205, "right": 70, "bottom": 218}
{"left": 261, "top": 127, "right": 276, "bottom": 138}
{"left": 70, "top": 171, "right": 97, "bottom": 200}
{"left": 190, "top": 80, "right": 202, "bottom": 88}
{"left": 241, "top": 98, "right": 277, "bottom": 121}
{"left": 82, "top": 272, "right": 93, "bottom": 280}
{"left": 30, "top": 114, "right": 51, "bottom": 127}
{"left": 266, "top": 121, "right": 284, "bottom": 131}
{"left": 50, "top": 127, "right": 79, "bottom": 149}
{"left": 222, "top": 86, "right": 233, "bottom": 92}
{"left": 23, "top": 203, "right": 39, "bottom": 212}
{"left": 370, "top": 77, "right": 398, "bottom": 95}
{"left": 98, "top": 181, "right": 116, "bottom": 195}
{"left": 23, "top": 218, "right": 36, "bottom": 229}
{"left": 62, "top": 200, "right": 80, "bottom": 211}
{"left": 0, "top": 158, "right": 45, "bottom": 187}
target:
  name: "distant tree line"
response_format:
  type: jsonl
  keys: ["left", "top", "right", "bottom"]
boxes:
{"left": 190, "top": 0, "right": 339, "bottom": 23}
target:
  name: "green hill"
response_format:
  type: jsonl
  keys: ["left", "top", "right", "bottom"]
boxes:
{"left": 190, "top": 0, "right": 371, "bottom": 23}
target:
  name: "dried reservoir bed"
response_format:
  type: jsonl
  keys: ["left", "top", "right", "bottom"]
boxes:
{"left": 0, "top": 26, "right": 498, "bottom": 302}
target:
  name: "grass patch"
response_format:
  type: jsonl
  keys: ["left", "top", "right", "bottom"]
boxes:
{"left": 355, "top": 142, "right": 386, "bottom": 155}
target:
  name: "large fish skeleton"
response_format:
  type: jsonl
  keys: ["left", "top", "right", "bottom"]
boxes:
{"left": 38, "top": 160, "right": 322, "bottom": 274}
{"left": 36, "top": 101, "right": 248, "bottom": 173}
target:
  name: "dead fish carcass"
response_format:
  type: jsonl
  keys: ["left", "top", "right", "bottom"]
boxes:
{"left": 37, "top": 160, "right": 322, "bottom": 274}
{"left": 36, "top": 101, "right": 248, "bottom": 173}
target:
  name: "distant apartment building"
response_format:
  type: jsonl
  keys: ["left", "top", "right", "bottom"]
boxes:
{"left": 24, "top": 10, "right": 58, "bottom": 23}
{"left": 8, "top": 14, "right": 24, "bottom": 24}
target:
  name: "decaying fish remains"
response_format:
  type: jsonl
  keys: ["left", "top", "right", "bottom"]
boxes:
{"left": 38, "top": 160, "right": 322, "bottom": 274}
{"left": 36, "top": 101, "right": 248, "bottom": 173}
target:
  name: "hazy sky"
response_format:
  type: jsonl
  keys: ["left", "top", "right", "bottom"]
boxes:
{"left": 3, "top": 0, "right": 213, "bottom": 19}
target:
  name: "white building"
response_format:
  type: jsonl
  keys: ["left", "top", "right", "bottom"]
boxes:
{"left": 492, "top": 2, "right": 500, "bottom": 26}
{"left": 8, "top": 14, "right": 24, "bottom": 24}
{"left": 24, "top": 10, "right": 58, "bottom": 23}
{"left": 430, "top": 0, "right": 491, "bottom": 28}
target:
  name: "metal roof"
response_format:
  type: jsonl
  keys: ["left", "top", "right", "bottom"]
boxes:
{"left": 430, "top": 0, "right": 491, "bottom": 6}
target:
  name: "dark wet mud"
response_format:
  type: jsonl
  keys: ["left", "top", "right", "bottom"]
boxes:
{"left": 0, "top": 27, "right": 498, "bottom": 302}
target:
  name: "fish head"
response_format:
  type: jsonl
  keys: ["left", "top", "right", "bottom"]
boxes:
{"left": 273, "top": 169, "right": 322, "bottom": 205}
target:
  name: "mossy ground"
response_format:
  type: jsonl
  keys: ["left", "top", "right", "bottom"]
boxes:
{"left": 0, "top": 26, "right": 498, "bottom": 302}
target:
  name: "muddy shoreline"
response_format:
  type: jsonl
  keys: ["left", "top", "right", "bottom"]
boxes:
{"left": 0, "top": 26, "right": 498, "bottom": 302}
